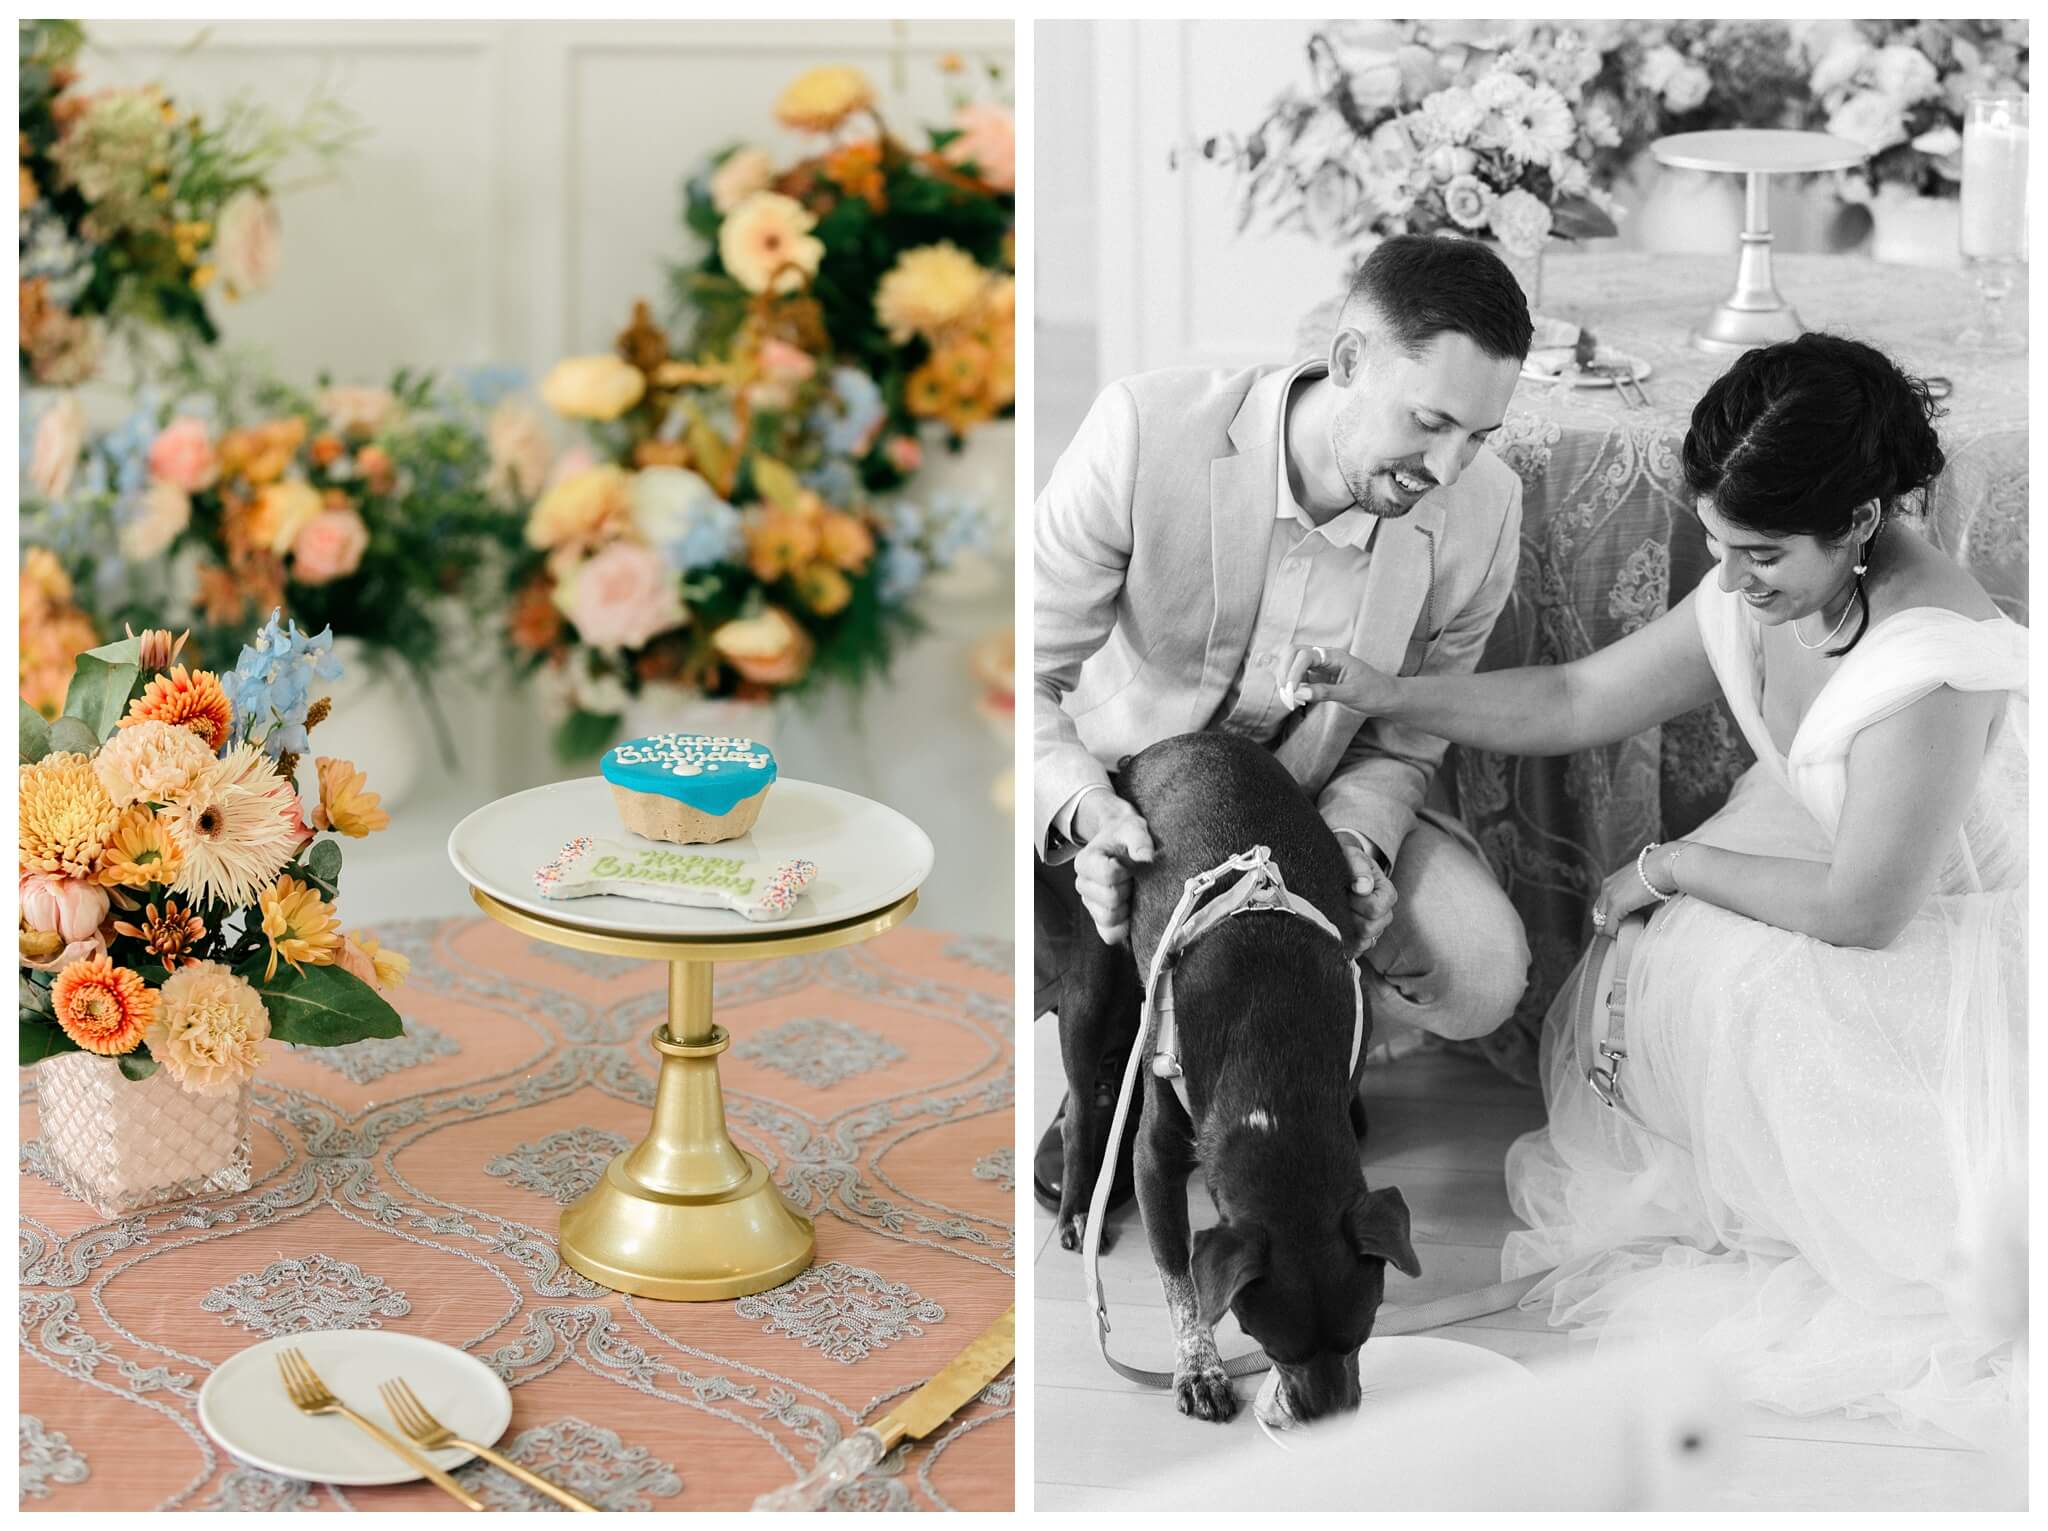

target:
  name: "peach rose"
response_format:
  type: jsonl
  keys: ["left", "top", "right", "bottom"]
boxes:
{"left": 29, "top": 392, "right": 83, "bottom": 501}
{"left": 291, "top": 508, "right": 370, "bottom": 584}
{"left": 214, "top": 189, "right": 281, "bottom": 295}
{"left": 254, "top": 479, "right": 326, "bottom": 557}
{"left": 712, "top": 605, "right": 813, "bottom": 686}
{"left": 557, "top": 540, "right": 685, "bottom": 651}
{"left": 319, "top": 385, "right": 398, "bottom": 437}
{"left": 540, "top": 356, "right": 646, "bottom": 422}
{"left": 121, "top": 479, "right": 192, "bottom": 561}
{"left": 710, "top": 145, "right": 776, "bottom": 213}
{"left": 20, "top": 872, "right": 110, "bottom": 945}
{"left": 147, "top": 416, "right": 218, "bottom": 492}
{"left": 944, "top": 102, "right": 1015, "bottom": 192}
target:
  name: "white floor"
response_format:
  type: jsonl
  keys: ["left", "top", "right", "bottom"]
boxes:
{"left": 1028, "top": 1017, "right": 2017, "bottom": 1512}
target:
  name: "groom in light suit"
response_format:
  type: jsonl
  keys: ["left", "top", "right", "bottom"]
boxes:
{"left": 1034, "top": 234, "right": 1534, "bottom": 1217}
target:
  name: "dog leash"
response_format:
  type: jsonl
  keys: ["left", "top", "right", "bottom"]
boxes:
{"left": 1081, "top": 847, "right": 1549, "bottom": 1391}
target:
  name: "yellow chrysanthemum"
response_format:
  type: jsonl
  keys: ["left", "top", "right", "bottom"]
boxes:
{"left": 312, "top": 757, "right": 390, "bottom": 838}
{"left": 121, "top": 665, "right": 234, "bottom": 752}
{"left": 96, "top": 804, "right": 183, "bottom": 889}
{"left": 773, "top": 65, "right": 875, "bottom": 133}
{"left": 258, "top": 875, "right": 342, "bottom": 981}
{"left": 20, "top": 752, "right": 119, "bottom": 880}
{"left": 874, "top": 243, "right": 990, "bottom": 343}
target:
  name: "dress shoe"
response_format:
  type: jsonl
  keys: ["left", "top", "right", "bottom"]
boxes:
{"left": 1032, "top": 1089, "right": 1136, "bottom": 1216}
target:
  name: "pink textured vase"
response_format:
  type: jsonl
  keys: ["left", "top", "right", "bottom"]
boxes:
{"left": 33, "top": 1053, "right": 252, "bottom": 1217}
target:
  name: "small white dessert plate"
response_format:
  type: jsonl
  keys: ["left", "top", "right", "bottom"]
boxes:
{"left": 197, "top": 1329, "right": 512, "bottom": 1486}
{"left": 1523, "top": 347, "right": 1654, "bottom": 388}
{"left": 448, "top": 776, "right": 934, "bottom": 938}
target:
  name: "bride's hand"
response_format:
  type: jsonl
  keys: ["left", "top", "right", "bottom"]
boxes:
{"left": 1278, "top": 645, "right": 1398, "bottom": 714}
{"left": 1590, "top": 858, "right": 1665, "bottom": 932}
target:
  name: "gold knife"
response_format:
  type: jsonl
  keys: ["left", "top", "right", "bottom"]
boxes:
{"left": 751, "top": 1306, "right": 1015, "bottom": 1512}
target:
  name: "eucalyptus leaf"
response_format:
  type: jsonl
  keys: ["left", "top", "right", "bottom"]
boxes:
{"left": 118, "top": 1052, "right": 160, "bottom": 1082}
{"left": 1550, "top": 195, "right": 1620, "bottom": 243}
{"left": 45, "top": 716, "right": 101, "bottom": 757}
{"left": 303, "top": 838, "right": 344, "bottom": 893}
{"left": 19, "top": 701, "right": 51, "bottom": 764}
{"left": 20, "top": 1022, "right": 83, "bottom": 1065}
{"left": 242, "top": 960, "right": 404, "bottom": 1048}
{"left": 61, "top": 635, "right": 144, "bottom": 744}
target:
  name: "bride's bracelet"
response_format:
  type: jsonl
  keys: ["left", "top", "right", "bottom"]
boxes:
{"left": 1637, "top": 841, "right": 1681, "bottom": 902}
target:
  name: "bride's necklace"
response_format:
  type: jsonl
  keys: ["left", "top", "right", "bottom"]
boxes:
{"left": 1791, "top": 583, "right": 1860, "bottom": 651}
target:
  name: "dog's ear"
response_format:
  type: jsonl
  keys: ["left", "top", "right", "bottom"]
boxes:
{"left": 1190, "top": 1222, "right": 1268, "bottom": 1327}
{"left": 1345, "top": 1185, "right": 1422, "bottom": 1279}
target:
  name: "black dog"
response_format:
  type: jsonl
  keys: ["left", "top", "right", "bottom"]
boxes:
{"left": 1059, "top": 732, "right": 1421, "bottom": 1426}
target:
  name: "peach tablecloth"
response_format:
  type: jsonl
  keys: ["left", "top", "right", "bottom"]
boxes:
{"left": 20, "top": 917, "right": 1015, "bottom": 1511}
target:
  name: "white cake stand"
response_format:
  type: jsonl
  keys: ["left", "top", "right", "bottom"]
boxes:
{"left": 1651, "top": 129, "right": 1870, "bottom": 353}
{"left": 447, "top": 776, "right": 934, "bottom": 1300}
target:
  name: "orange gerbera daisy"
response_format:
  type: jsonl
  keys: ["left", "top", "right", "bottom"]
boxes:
{"left": 112, "top": 897, "right": 207, "bottom": 970}
{"left": 50, "top": 954, "right": 157, "bottom": 1055}
{"left": 311, "top": 757, "right": 389, "bottom": 838}
{"left": 96, "top": 804, "right": 184, "bottom": 888}
{"left": 120, "top": 665, "right": 234, "bottom": 752}
{"left": 257, "top": 875, "right": 342, "bottom": 981}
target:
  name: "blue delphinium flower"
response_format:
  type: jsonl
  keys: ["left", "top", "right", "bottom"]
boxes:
{"left": 925, "top": 493, "right": 990, "bottom": 566}
{"left": 631, "top": 466, "right": 744, "bottom": 573}
{"left": 812, "top": 367, "right": 886, "bottom": 458}
{"left": 221, "top": 610, "right": 345, "bottom": 758}
{"left": 453, "top": 364, "right": 528, "bottom": 409}
{"left": 803, "top": 457, "right": 861, "bottom": 508}
{"left": 877, "top": 541, "right": 928, "bottom": 603}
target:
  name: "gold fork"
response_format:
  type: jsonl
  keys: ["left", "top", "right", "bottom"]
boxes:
{"left": 274, "top": 1347, "right": 486, "bottom": 1511}
{"left": 381, "top": 1377, "right": 600, "bottom": 1513}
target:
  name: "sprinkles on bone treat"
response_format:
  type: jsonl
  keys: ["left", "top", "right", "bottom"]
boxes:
{"left": 535, "top": 836, "right": 593, "bottom": 893}
{"left": 755, "top": 859, "right": 818, "bottom": 917}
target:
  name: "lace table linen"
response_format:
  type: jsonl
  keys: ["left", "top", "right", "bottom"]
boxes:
{"left": 19, "top": 917, "right": 1015, "bottom": 1512}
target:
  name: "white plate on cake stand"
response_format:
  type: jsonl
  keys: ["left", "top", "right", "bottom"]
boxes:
{"left": 447, "top": 776, "right": 934, "bottom": 937}
{"left": 197, "top": 1329, "right": 512, "bottom": 1486}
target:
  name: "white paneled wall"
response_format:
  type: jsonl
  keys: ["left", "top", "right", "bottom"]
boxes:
{"left": 81, "top": 20, "right": 1017, "bottom": 939}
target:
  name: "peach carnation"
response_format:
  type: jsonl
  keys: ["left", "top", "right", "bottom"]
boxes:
{"left": 20, "top": 753, "right": 119, "bottom": 879}
{"left": 147, "top": 416, "right": 218, "bottom": 492}
{"left": 145, "top": 960, "right": 269, "bottom": 1095}
{"left": 93, "top": 718, "right": 217, "bottom": 807}
{"left": 121, "top": 666, "right": 234, "bottom": 752}
{"left": 944, "top": 102, "right": 1015, "bottom": 191}
{"left": 51, "top": 954, "right": 156, "bottom": 1056}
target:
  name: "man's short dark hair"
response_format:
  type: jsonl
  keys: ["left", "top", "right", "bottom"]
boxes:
{"left": 1338, "top": 234, "right": 1534, "bottom": 363}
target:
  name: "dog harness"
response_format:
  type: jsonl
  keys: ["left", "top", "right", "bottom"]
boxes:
{"left": 1145, "top": 845, "right": 1366, "bottom": 1120}
{"left": 1081, "top": 845, "right": 1542, "bottom": 1393}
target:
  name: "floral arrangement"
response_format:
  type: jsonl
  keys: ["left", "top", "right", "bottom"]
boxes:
{"left": 674, "top": 58, "right": 1014, "bottom": 467}
{"left": 1588, "top": 23, "right": 1813, "bottom": 173}
{"left": 1193, "top": 22, "right": 1619, "bottom": 262}
{"left": 19, "top": 368, "right": 531, "bottom": 753}
{"left": 17, "top": 19, "right": 355, "bottom": 385}
{"left": 19, "top": 616, "right": 406, "bottom": 1090}
{"left": 1800, "top": 19, "right": 2030, "bottom": 200}
{"left": 511, "top": 294, "right": 990, "bottom": 759}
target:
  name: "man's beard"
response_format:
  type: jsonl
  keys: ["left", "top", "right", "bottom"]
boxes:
{"left": 1334, "top": 442, "right": 1426, "bottom": 520}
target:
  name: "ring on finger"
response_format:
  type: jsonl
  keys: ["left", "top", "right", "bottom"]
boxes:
{"left": 1591, "top": 907, "right": 1608, "bottom": 931}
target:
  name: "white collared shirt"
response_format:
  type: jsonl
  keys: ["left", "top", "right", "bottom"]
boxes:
{"left": 1213, "top": 358, "right": 1381, "bottom": 741}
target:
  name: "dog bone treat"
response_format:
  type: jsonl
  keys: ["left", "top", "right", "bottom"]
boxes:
{"left": 601, "top": 732, "right": 777, "bottom": 843}
{"left": 535, "top": 836, "right": 817, "bottom": 921}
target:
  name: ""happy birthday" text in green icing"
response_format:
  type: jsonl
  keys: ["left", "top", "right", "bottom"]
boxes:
{"left": 590, "top": 850, "right": 756, "bottom": 895}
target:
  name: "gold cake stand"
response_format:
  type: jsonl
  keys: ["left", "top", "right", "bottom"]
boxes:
{"left": 471, "top": 884, "right": 919, "bottom": 1300}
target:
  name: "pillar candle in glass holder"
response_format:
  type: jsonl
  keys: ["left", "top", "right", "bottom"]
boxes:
{"left": 1961, "top": 94, "right": 2029, "bottom": 262}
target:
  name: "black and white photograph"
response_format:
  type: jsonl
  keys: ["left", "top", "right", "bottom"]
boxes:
{"left": 1031, "top": 18, "right": 2027, "bottom": 1512}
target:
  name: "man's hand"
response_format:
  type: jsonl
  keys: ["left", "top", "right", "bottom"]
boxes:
{"left": 1341, "top": 839, "right": 1399, "bottom": 951}
{"left": 1072, "top": 791, "right": 1154, "bottom": 945}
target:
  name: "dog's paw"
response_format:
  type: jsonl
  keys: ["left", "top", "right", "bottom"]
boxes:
{"left": 1058, "top": 1212, "right": 1115, "bottom": 1253}
{"left": 1173, "top": 1366, "right": 1239, "bottom": 1423}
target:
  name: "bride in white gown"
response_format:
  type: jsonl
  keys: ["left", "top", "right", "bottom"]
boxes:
{"left": 1280, "top": 334, "right": 2026, "bottom": 1446}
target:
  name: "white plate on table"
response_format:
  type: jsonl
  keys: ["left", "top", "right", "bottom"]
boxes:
{"left": 447, "top": 775, "right": 935, "bottom": 938}
{"left": 198, "top": 1329, "right": 512, "bottom": 1486}
{"left": 1522, "top": 346, "right": 1653, "bottom": 388}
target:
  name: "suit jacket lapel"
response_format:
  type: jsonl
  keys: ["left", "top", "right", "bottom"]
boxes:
{"left": 1193, "top": 368, "right": 1291, "bottom": 729}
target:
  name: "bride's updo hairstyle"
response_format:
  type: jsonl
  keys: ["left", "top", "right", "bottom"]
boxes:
{"left": 1682, "top": 332, "right": 1945, "bottom": 655}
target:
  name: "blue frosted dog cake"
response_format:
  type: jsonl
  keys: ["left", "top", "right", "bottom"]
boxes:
{"left": 600, "top": 733, "right": 777, "bottom": 844}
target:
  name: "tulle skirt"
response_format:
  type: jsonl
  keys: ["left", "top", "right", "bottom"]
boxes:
{"left": 1501, "top": 766, "right": 2027, "bottom": 1447}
